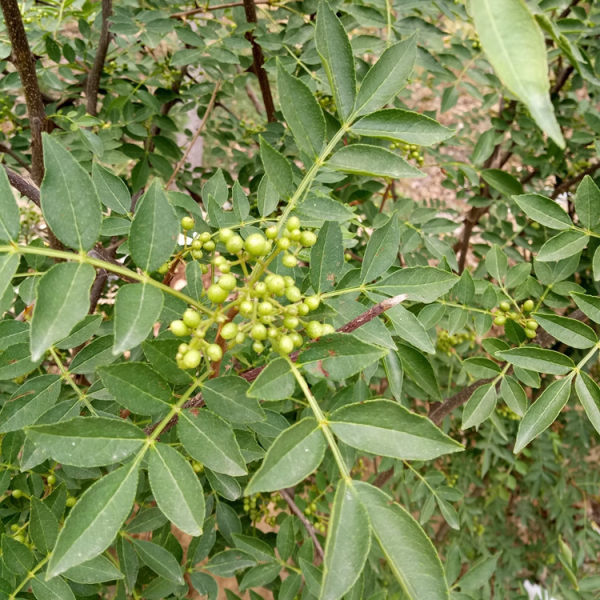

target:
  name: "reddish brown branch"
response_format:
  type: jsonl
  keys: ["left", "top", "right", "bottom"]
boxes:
{"left": 171, "top": 0, "right": 272, "bottom": 18}
{"left": 242, "top": 0, "right": 276, "bottom": 123}
{"left": 1, "top": 0, "right": 49, "bottom": 184}
{"left": 280, "top": 489, "right": 325, "bottom": 562}
{"left": 3, "top": 166, "right": 40, "bottom": 205}
{"left": 86, "top": 0, "right": 113, "bottom": 116}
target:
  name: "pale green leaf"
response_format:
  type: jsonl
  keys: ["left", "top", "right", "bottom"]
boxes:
{"left": 485, "top": 245, "right": 507, "bottom": 281}
{"left": 571, "top": 292, "right": 600, "bottom": 324}
{"left": 62, "top": 555, "right": 124, "bottom": 584}
{"left": 386, "top": 303, "right": 436, "bottom": 354}
{"left": 514, "top": 377, "right": 572, "bottom": 453}
{"left": 462, "top": 383, "right": 497, "bottom": 429}
{"left": 469, "top": 0, "right": 565, "bottom": 147}
{"left": 113, "top": 283, "right": 164, "bottom": 354}
{"left": 396, "top": 342, "right": 441, "bottom": 400}
{"left": 47, "top": 462, "right": 139, "bottom": 578}
{"left": 202, "top": 376, "right": 265, "bottom": 424}
{"left": 245, "top": 418, "right": 326, "bottom": 495}
{"left": 259, "top": 136, "right": 293, "bottom": 199}
{"left": 148, "top": 442, "right": 205, "bottom": 536}
{"left": 537, "top": 230, "right": 589, "bottom": 262}
{"left": 575, "top": 175, "right": 600, "bottom": 230}
{"left": 327, "top": 145, "right": 423, "bottom": 179}
{"left": 497, "top": 347, "right": 574, "bottom": 375}
{"left": 330, "top": 400, "right": 463, "bottom": 460}
{"left": 30, "top": 496, "right": 59, "bottom": 555}
{"left": 373, "top": 267, "right": 457, "bottom": 303}
{"left": 40, "top": 133, "right": 102, "bottom": 250}
{"left": 32, "top": 574, "right": 75, "bottom": 600}
{"left": 533, "top": 313, "right": 597, "bottom": 349}
{"left": 130, "top": 538, "right": 184, "bottom": 585}
{"left": 320, "top": 480, "right": 370, "bottom": 600}
{"left": 0, "top": 253, "right": 19, "bottom": 300}
{"left": 248, "top": 357, "right": 295, "bottom": 401}
{"left": 30, "top": 262, "right": 96, "bottom": 361}
{"left": 92, "top": 163, "right": 131, "bottom": 214}
{"left": 500, "top": 376, "right": 527, "bottom": 417}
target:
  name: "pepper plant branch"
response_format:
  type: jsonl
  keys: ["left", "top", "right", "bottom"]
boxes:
{"left": 280, "top": 489, "right": 325, "bottom": 562}
{"left": 86, "top": 0, "right": 113, "bottom": 116}
{"left": 551, "top": 160, "right": 600, "bottom": 199}
{"left": 0, "top": 0, "right": 49, "bottom": 185}
{"left": 171, "top": 0, "right": 273, "bottom": 18}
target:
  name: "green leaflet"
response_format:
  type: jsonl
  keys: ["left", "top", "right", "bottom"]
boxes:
{"left": 361, "top": 214, "right": 401, "bottom": 283}
{"left": 373, "top": 266, "right": 457, "bottom": 303}
{"left": 178, "top": 408, "right": 247, "bottom": 476}
{"left": 327, "top": 145, "right": 424, "bottom": 179}
{"left": 277, "top": 61, "right": 325, "bottom": 158}
{"left": 352, "top": 109, "right": 453, "bottom": 146}
{"left": 26, "top": 417, "right": 146, "bottom": 467}
{"left": 330, "top": 400, "right": 463, "bottom": 460}
{"left": 245, "top": 418, "right": 326, "bottom": 495}
{"left": 537, "top": 230, "right": 589, "bottom": 262}
{"left": 40, "top": 134, "right": 102, "bottom": 250}
{"left": 147, "top": 443, "right": 205, "bottom": 536}
{"left": 113, "top": 283, "right": 164, "bottom": 354}
{"left": 0, "top": 165, "right": 20, "bottom": 241}
{"left": 315, "top": 1, "right": 356, "bottom": 122}
{"left": 469, "top": 0, "right": 564, "bottom": 148}
{"left": 30, "top": 262, "right": 96, "bottom": 361}
{"left": 310, "top": 221, "right": 344, "bottom": 293}
{"left": 129, "top": 179, "right": 179, "bottom": 272}
{"left": 320, "top": 480, "right": 370, "bottom": 600}
{"left": 497, "top": 347, "right": 575, "bottom": 375}
{"left": 259, "top": 136, "right": 294, "bottom": 199}
{"left": 512, "top": 193, "right": 572, "bottom": 230}
{"left": 514, "top": 377, "right": 573, "bottom": 453}
{"left": 92, "top": 162, "right": 131, "bottom": 214}
{"left": 462, "top": 383, "right": 497, "bottom": 429}
{"left": 354, "top": 482, "right": 449, "bottom": 600}
{"left": 247, "top": 357, "right": 295, "bottom": 401}
{"left": 47, "top": 462, "right": 140, "bottom": 578}
{"left": 574, "top": 372, "right": 600, "bottom": 436}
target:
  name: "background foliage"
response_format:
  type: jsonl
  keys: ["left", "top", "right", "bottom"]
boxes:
{"left": 1, "top": 0, "right": 600, "bottom": 599}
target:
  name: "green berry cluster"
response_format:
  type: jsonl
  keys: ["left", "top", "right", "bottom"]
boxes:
{"left": 436, "top": 329, "right": 476, "bottom": 355}
{"left": 243, "top": 493, "right": 277, "bottom": 527}
{"left": 169, "top": 217, "right": 335, "bottom": 370}
{"left": 389, "top": 142, "right": 424, "bottom": 166}
{"left": 496, "top": 404, "right": 520, "bottom": 421}
{"left": 493, "top": 299, "right": 538, "bottom": 338}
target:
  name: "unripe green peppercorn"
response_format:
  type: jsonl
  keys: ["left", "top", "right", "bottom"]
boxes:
{"left": 286, "top": 286, "right": 302, "bottom": 302}
{"left": 12, "top": 489, "right": 23, "bottom": 499}
{"left": 322, "top": 324, "right": 335, "bottom": 335}
{"left": 181, "top": 216, "right": 195, "bottom": 230}
{"left": 183, "top": 309, "right": 201, "bottom": 329}
{"left": 306, "top": 321, "right": 323, "bottom": 339}
{"left": 258, "top": 301, "right": 274, "bottom": 316}
{"left": 252, "top": 341, "right": 264, "bottom": 353}
{"left": 266, "top": 274, "right": 285, "bottom": 295}
{"left": 286, "top": 216, "right": 300, "bottom": 231}
{"left": 523, "top": 299, "right": 535, "bottom": 313}
{"left": 304, "top": 295, "right": 320, "bottom": 311}
{"left": 493, "top": 315, "right": 507, "bottom": 326}
{"left": 500, "top": 301, "right": 511, "bottom": 312}
{"left": 192, "top": 239, "right": 203, "bottom": 250}
{"left": 226, "top": 235, "right": 244, "bottom": 254}
{"left": 203, "top": 240, "right": 215, "bottom": 252}
{"left": 251, "top": 323, "right": 267, "bottom": 340}
{"left": 239, "top": 300, "right": 254, "bottom": 316}
{"left": 170, "top": 320, "right": 190, "bottom": 337}
{"left": 278, "top": 335, "right": 294, "bottom": 355}
{"left": 207, "top": 284, "right": 229, "bottom": 304}
{"left": 183, "top": 349, "right": 202, "bottom": 369}
{"left": 221, "top": 322, "right": 238, "bottom": 340}
{"left": 300, "top": 231, "right": 317, "bottom": 247}
{"left": 525, "top": 328, "right": 537, "bottom": 339}
{"left": 218, "top": 273, "right": 236, "bottom": 291}
{"left": 282, "top": 253, "right": 297, "bottom": 268}
{"left": 283, "top": 316, "right": 299, "bottom": 329}
{"left": 277, "top": 237, "right": 291, "bottom": 250}
{"left": 200, "top": 232, "right": 211, "bottom": 243}
{"left": 526, "top": 320, "right": 538, "bottom": 330}
{"left": 206, "top": 344, "right": 223, "bottom": 362}
{"left": 245, "top": 233, "right": 268, "bottom": 256}
{"left": 46, "top": 474, "right": 56, "bottom": 486}
{"left": 265, "top": 226, "right": 277, "bottom": 239}
{"left": 66, "top": 496, "right": 77, "bottom": 507}
{"left": 219, "top": 228, "right": 233, "bottom": 242}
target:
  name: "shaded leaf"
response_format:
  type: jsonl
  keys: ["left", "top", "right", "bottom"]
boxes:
{"left": 327, "top": 145, "right": 423, "bottom": 179}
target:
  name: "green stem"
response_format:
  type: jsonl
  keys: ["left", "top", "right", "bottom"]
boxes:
{"left": 0, "top": 244, "right": 213, "bottom": 315}
{"left": 49, "top": 347, "right": 97, "bottom": 415}
{"left": 287, "top": 358, "right": 351, "bottom": 482}
{"left": 277, "top": 125, "right": 348, "bottom": 232}
{"left": 9, "top": 555, "right": 49, "bottom": 600}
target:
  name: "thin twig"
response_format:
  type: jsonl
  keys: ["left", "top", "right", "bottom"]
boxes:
{"left": 1, "top": 0, "right": 49, "bottom": 184}
{"left": 171, "top": 0, "right": 272, "bottom": 18}
{"left": 280, "top": 489, "right": 325, "bottom": 562}
{"left": 0, "top": 143, "right": 31, "bottom": 171}
{"left": 242, "top": 0, "right": 276, "bottom": 123}
{"left": 166, "top": 82, "right": 221, "bottom": 189}
{"left": 3, "top": 166, "right": 40, "bottom": 205}
{"left": 86, "top": 0, "right": 113, "bottom": 116}
{"left": 551, "top": 161, "right": 600, "bottom": 199}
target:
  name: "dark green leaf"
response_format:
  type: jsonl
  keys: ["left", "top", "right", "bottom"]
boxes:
{"left": 56, "top": 315, "right": 103, "bottom": 349}
{"left": 92, "top": 163, "right": 131, "bottom": 214}
{"left": 1, "top": 535, "right": 34, "bottom": 575}
{"left": 30, "top": 262, "right": 96, "bottom": 361}
{"left": 533, "top": 313, "right": 597, "bottom": 348}
{"left": 62, "top": 555, "right": 124, "bottom": 584}
{"left": 462, "top": 383, "right": 497, "bottom": 429}
{"left": 247, "top": 357, "right": 295, "bottom": 401}
{"left": 574, "top": 372, "right": 600, "bottom": 435}
{"left": 330, "top": 400, "right": 463, "bottom": 460}
{"left": 31, "top": 574, "right": 75, "bottom": 600}
{"left": 259, "top": 136, "right": 293, "bottom": 199}
{"left": 40, "top": 133, "right": 102, "bottom": 250}
{"left": 485, "top": 244, "right": 507, "bottom": 282}
{"left": 396, "top": 342, "right": 441, "bottom": 400}
{"left": 571, "top": 292, "right": 600, "bottom": 324}
{"left": 500, "top": 376, "right": 527, "bottom": 417}
{"left": 575, "top": 175, "right": 600, "bottom": 230}
{"left": 537, "top": 230, "right": 588, "bottom": 262}
{"left": 386, "top": 303, "right": 435, "bottom": 354}
{"left": 30, "top": 496, "right": 59, "bottom": 554}
{"left": 131, "top": 538, "right": 184, "bottom": 585}
{"left": 203, "top": 376, "right": 265, "bottom": 424}
{"left": 245, "top": 418, "right": 326, "bottom": 494}
{"left": 481, "top": 170, "right": 523, "bottom": 196}
{"left": 0, "top": 253, "right": 19, "bottom": 300}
